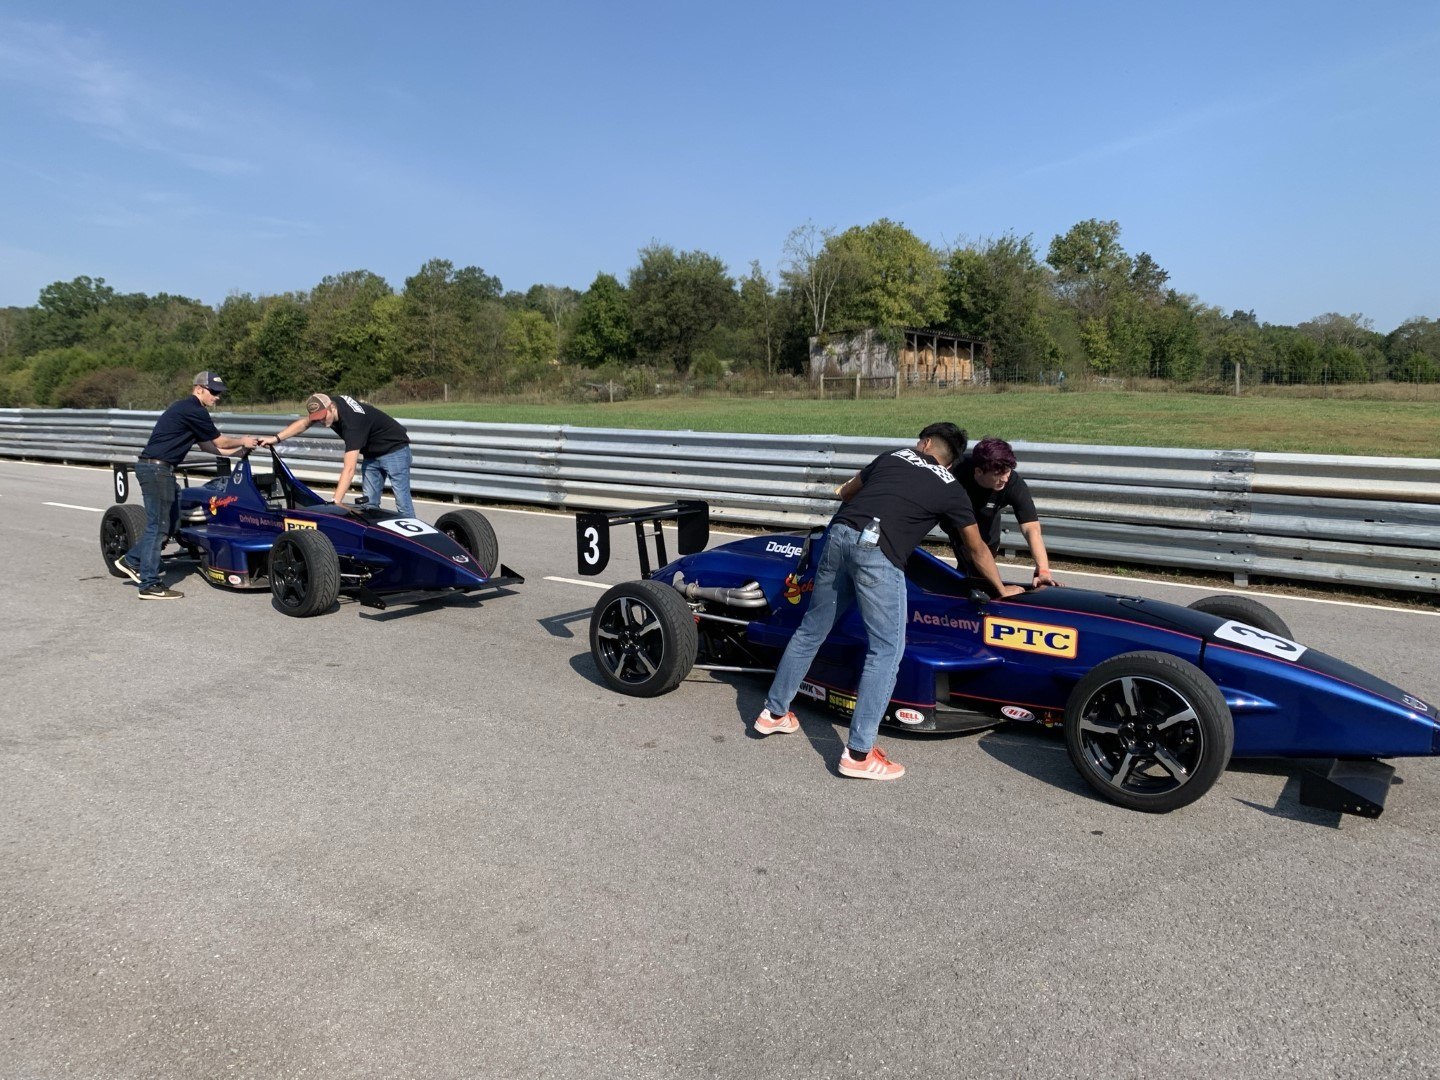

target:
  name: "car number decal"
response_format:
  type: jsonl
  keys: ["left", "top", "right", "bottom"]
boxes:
{"left": 377, "top": 518, "right": 438, "bottom": 537}
{"left": 1213, "top": 620, "right": 1307, "bottom": 661}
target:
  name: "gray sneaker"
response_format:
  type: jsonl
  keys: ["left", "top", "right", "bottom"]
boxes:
{"left": 114, "top": 557, "right": 141, "bottom": 584}
{"left": 138, "top": 585, "right": 184, "bottom": 600}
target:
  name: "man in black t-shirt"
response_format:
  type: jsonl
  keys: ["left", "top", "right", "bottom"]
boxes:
{"left": 114, "top": 371, "right": 260, "bottom": 599}
{"left": 262, "top": 392, "right": 414, "bottom": 517}
{"left": 754, "top": 423, "right": 1024, "bottom": 781}
{"left": 951, "top": 436, "right": 1055, "bottom": 589}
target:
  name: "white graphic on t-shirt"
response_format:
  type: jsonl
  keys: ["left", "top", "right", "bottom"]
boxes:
{"left": 892, "top": 448, "right": 955, "bottom": 483}
{"left": 340, "top": 395, "right": 366, "bottom": 414}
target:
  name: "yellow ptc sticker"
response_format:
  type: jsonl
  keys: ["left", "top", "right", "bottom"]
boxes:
{"left": 283, "top": 518, "right": 317, "bottom": 531}
{"left": 983, "top": 616, "right": 1079, "bottom": 659}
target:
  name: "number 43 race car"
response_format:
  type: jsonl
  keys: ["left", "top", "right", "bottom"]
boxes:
{"left": 576, "top": 502, "right": 1437, "bottom": 817}
{"left": 101, "top": 448, "right": 522, "bottom": 616}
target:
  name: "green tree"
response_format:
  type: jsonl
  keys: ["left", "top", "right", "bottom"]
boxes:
{"left": 237, "top": 298, "right": 310, "bottom": 400}
{"left": 827, "top": 219, "right": 946, "bottom": 331}
{"left": 400, "top": 259, "right": 504, "bottom": 381}
{"left": 1385, "top": 317, "right": 1440, "bottom": 381}
{"left": 781, "top": 222, "right": 852, "bottom": 339}
{"left": 22, "top": 276, "right": 118, "bottom": 352}
{"left": 628, "top": 244, "right": 736, "bottom": 370}
{"left": 307, "top": 270, "right": 395, "bottom": 393}
{"left": 503, "top": 308, "right": 559, "bottom": 369}
{"left": 737, "top": 262, "right": 781, "bottom": 374}
{"left": 564, "top": 273, "right": 634, "bottom": 367}
{"left": 945, "top": 233, "right": 1058, "bottom": 377}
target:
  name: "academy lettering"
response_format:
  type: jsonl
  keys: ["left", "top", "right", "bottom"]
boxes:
{"left": 912, "top": 611, "right": 981, "bottom": 632}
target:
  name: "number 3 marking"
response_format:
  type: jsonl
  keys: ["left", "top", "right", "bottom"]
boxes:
{"left": 583, "top": 526, "right": 601, "bottom": 565}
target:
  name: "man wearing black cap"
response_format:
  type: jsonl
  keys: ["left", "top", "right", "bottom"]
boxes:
{"left": 113, "top": 372, "right": 260, "bottom": 599}
{"left": 260, "top": 392, "right": 414, "bottom": 517}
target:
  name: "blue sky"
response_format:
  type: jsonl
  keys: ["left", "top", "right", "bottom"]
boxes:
{"left": 2, "top": 1, "right": 1437, "bottom": 331}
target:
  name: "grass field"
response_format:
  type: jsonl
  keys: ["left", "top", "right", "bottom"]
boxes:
{"left": 367, "top": 389, "right": 1440, "bottom": 457}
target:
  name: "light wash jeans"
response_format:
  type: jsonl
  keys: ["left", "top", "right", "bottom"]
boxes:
{"left": 125, "top": 460, "right": 180, "bottom": 589}
{"left": 763, "top": 522, "right": 908, "bottom": 755}
{"left": 362, "top": 446, "right": 414, "bottom": 517}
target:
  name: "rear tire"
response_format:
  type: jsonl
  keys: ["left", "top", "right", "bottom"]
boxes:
{"left": 589, "top": 579, "right": 697, "bottom": 697}
{"left": 1064, "top": 650, "right": 1233, "bottom": 813}
{"left": 101, "top": 504, "right": 148, "bottom": 576}
{"left": 435, "top": 509, "right": 499, "bottom": 575}
{"left": 1187, "top": 594, "right": 1293, "bottom": 639}
{"left": 269, "top": 529, "right": 340, "bottom": 617}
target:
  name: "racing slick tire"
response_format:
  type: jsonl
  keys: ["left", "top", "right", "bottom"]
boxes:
{"left": 269, "top": 529, "right": 341, "bottom": 617}
{"left": 589, "top": 579, "right": 697, "bottom": 697}
{"left": 1187, "top": 594, "right": 1294, "bottom": 640}
{"left": 435, "top": 509, "right": 499, "bottom": 576}
{"left": 101, "top": 504, "right": 148, "bottom": 576}
{"left": 1064, "top": 650, "right": 1233, "bottom": 814}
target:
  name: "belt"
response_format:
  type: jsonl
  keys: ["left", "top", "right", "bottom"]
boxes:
{"left": 137, "top": 457, "right": 175, "bottom": 467}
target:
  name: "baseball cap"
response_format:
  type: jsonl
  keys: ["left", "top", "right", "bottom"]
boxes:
{"left": 305, "top": 393, "right": 334, "bottom": 421}
{"left": 193, "top": 371, "right": 228, "bottom": 395}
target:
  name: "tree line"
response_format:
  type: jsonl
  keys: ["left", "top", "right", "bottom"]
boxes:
{"left": 1, "top": 217, "right": 1437, "bottom": 408}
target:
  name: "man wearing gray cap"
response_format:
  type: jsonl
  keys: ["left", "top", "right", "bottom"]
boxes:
{"left": 260, "top": 392, "right": 414, "bottom": 516}
{"left": 113, "top": 372, "right": 261, "bottom": 599}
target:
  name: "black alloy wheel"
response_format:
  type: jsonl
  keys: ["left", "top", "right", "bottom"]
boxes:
{"left": 1064, "top": 651, "right": 1233, "bottom": 813}
{"left": 589, "top": 579, "right": 698, "bottom": 697}
{"left": 269, "top": 529, "right": 341, "bottom": 617}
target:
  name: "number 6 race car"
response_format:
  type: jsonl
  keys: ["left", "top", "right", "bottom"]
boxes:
{"left": 576, "top": 502, "right": 1437, "bottom": 817}
{"left": 101, "top": 447, "right": 522, "bottom": 616}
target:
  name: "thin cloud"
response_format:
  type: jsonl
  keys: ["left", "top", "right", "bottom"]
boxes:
{"left": 0, "top": 18, "right": 257, "bottom": 175}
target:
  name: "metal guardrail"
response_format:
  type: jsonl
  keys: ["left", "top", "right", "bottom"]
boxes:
{"left": 1, "top": 408, "right": 1437, "bottom": 593}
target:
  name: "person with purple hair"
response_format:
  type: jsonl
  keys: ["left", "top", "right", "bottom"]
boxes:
{"left": 952, "top": 436, "right": 1057, "bottom": 589}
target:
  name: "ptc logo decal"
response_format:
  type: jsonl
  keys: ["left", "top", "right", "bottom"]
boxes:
{"left": 984, "top": 617, "right": 1078, "bottom": 659}
{"left": 284, "top": 518, "right": 317, "bottom": 531}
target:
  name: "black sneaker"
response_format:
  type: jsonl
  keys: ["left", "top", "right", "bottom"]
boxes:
{"left": 138, "top": 585, "right": 184, "bottom": 600}
{"left": 114, "top": 557, "right": 141, "bottom": 584}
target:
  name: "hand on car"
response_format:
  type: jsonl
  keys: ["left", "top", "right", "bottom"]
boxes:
{"left": 1032, "top": 571, "right": 1058, "bottom": 588}
{"left": 1000, "top": 583, "right": 1026, "bottom": 598}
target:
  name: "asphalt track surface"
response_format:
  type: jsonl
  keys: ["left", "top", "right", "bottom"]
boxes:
{"left": 2, "top": 459, "right": 1438, "bottom": 1080}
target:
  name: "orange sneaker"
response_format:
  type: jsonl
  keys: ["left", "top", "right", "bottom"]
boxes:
{"left": 838, "top": 745, "right": 905, "bottom": 780}
{"left": 754, "top": 708, "right": 799, "bottom": 735}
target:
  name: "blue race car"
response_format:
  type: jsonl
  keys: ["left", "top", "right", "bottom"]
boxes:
{"left": 102, "top": 447, "right": 522, "bottom": 616}
{"left": 576, "top": 502, "right": 1437, "bottom": 816}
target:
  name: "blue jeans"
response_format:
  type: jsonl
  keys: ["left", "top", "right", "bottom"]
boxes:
{"left": 764, "top": 522, "right": 908, "bottom": 755}
{"left": 362, "top": 446, "right": 414, "bottom": 517}
{"left": 125, "top": 460, "right": 179, "bottom": 589}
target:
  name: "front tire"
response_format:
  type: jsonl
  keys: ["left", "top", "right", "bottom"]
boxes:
{"left": 269, "top": 529, "right": 341, "bottom": 617}
{"left": 1187, "top": 594, "right": 1293, "bottom": 639}
{"left": 435, "top": 509, "right": 499, "bottom": 576}
{"left": 1064, "top": 651, "right": 1233, "bottom": 813}
{"left": 101, "top": 504, "right": 148, "bottom": 575}
{"left": 589, "top": 579, "right": 697, "bottom": 697}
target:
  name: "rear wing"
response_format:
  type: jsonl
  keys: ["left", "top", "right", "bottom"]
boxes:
{"left": 112, "top": 456, "right": 230, "bottom": 503}
{"left": 575, "top": 501, "right": 710, "bottom": 577}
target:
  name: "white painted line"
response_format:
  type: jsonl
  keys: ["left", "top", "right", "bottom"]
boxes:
{"left": 44, "top": 502, "right": 105, "bottom": 513}
{"left": 545, "top": 576, "right": 609, "bottom": 590}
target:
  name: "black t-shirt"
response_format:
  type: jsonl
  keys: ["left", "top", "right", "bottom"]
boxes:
{"left": 833, "top": 448, "right": 978, "bottom": 569}
{"left": 139, "top": 395, "right": 222, "bottom": 465}
{"left": 954, "top": 455, "right": 1038, "bottom": 552}
{"left": 330, "top": 395, "right": 409, "bottom": 457}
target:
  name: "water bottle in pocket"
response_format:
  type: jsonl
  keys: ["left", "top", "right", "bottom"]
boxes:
{"left": 859, "top": 517, "right": 881, "bottom": 548}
